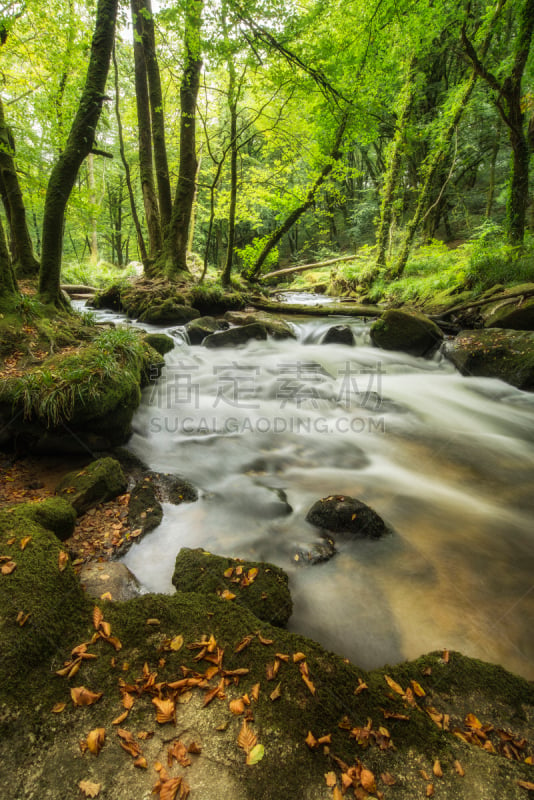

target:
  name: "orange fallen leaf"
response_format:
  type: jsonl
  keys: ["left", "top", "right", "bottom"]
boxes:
{"left": 381, "top": 772, "right": 396, "bottom": 786}
{"left": 58, "top": 551, "right": 68, "bottom": 571}
{"left": 71, "top": 687, "right": 103, "bottom": 707}
{"left": 86, "top": 727, "right": 106, "bottom": 755}
{"left": 169, "top": 634, "right": 184, "bottom": 652}
{"left": 220, "top": 589, "right": 236, "bottom": 600}
{"left": 332, "top": 787, "right": 343, "bottom": 800}
{"left": 442, "top": 649, "right": 450, "bottom": 663}
{"left": 16, "top": 610, "right": 31, "bottom": 626}
{"left": 100, "top": 592, "right": 113, "bottom": 601}
{"left": 251, "top": 683, "right": 260, "bottom": 701}
{"left": 360, "top": 768, "right": 376, "bottom": 792}
{"left": 79, "top": 779, "right": 101, "bottom": 797}
{"left": 257, "top": 633, "right": 274, "bottom": 645}
{"left": 454, "top": 760, "right": 465, "bottom": 777}
{"left": 237, "top": 719, "right": 257, "bottom": 755}
{"left": 234, "top": 635, "right": 254, "bottom": 653}
{"left": 270, "top": 682, "right": 282, "bottom": 701}
{"left": 433, "top": 759, "right": 443, "bottom": 777}
{"left": 518, "top": 781, "right": 534, "bottom": 791}
{"left": 92, "top": 606, "right": 103, "bottom": 631}
{"left": 427, "top": 783, "right": 435, "bottom": 797}
{"left": 292, "top": 652, "right": 306, "bottom": 663}
{"left": 168, "top": 740, "right": 191, "bottom": 767}
{"left": 134, "top": 756, "right": 148, "bottom": 769}
{"left": 20, "top": 536, "right": 32, "bottom": 550}
{"left": 112, "top": 710, "right": 129, "bottom": 726}
{"left": 1, "top": 560, "right": 16, "bottom": 575}
{"left": 325, "top": 771, "right": 337, "bottom": 787}
{"left": 411, "top": 679, "right": 426, "bottom": 697}
{"left": 305, "top": 731, "right": 318, "bottom": 749}
{"left": 152, "top": 697, "right": 176, "bottom": 724}
{"left": 229, "top": 698, "right": 246, "bottom": 715}
{"left": 384, "top": 675, "right": 404, "bottom": 696}
{"left": 51, "top": 702, "right": 66, "bottom": 713}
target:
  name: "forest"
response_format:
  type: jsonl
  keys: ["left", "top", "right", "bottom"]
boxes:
{"left": 2, "top": 2, "right": 534, "bottom": 800}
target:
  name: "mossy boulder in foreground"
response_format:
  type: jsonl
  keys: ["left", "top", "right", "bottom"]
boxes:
{"left": 143, "top": 332, "right": 175, "bottom": 355}
{"left": 56, "top": 457, "right": 127, "bottom": 515}
{"left": 1, "top": 498, "right": 534, "bottom": 799}
{"left": 443, "top": 329, "right": 534, "bottom": 390}
{"left": 371, "top": 309, "right": 443, "bottom": 357}
{"left": 172, "top": 547, "right": 293, "bottom": 626}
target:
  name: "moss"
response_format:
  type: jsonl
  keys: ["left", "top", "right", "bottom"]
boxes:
{"left": 143, "top": 332, "right": 175, "bottom": 355}
{"left": 444, "top": 329, "right": 534, "bottom": 389}
{"left": 370, "top": 309, "right": 444, "bottom": 356}
{"left": 26, "top": 496, "right": 77, "bottom": 541}
{"left": 56, "top": 457, "right": 127, "bottom": 515}
{"left": 188, "top": 284, "right": 246, "bottom": 315}
{"left": 172, "top": 548, "right": 293, "bottom": 626}
{"left": 0, "top": 503, "right": 89, "bottom": 698}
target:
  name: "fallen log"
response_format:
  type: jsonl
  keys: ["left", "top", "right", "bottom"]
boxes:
{"left": 262, "top": 254, "right": 357, "bottom": 281}
{"left": 434, "top": 287, "right": 534, "bottom": 318}
{"left": 61, "top": 284, "right": 98, "bottom": 296}
{"left": 250, "top": 297, "right": 383, "bottom": 317}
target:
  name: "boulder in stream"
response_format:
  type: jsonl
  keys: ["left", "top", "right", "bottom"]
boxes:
{"left": 322, "top": 324, "right": 355, "bottom": 346}
{"left": 143, "top": 332, "right": 175, "bottom": 355}
{"left": 224, "top": 310, "right": 297, "bottom": 339}
{"left": 306, "top": 494, "right": 387, "bottom": 538}
{"left": 443, "top": 329, "right": 534, "bottom": 390}
{"left": 483, "top": 285, "right": 534, "bottom": 330}
{"left": 172, "top": 547, "right": 293, "bottom": 626}
{"left": 185, "top": 315, "right": 228, "bottom": 344}
{"left": 203, "top": 322, "right": 268, "bottom": 348}
{"left": 370, "top": 308, "right": 443, "bottom": 357}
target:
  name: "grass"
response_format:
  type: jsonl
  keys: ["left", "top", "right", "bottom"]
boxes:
{"left": 61, "top": 260, "right": 140, "bottom": 289}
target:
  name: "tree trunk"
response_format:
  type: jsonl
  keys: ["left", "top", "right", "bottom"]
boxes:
{"left": 142, "top": 0, "right": 172, "bottom": 232}
{"left": 87, "top": 153, "right": 99, "bottom": 264}
{"left": 0, "top": 214, "right": 18, "bottom": 301}
{"left": 38, "top": 0, "right": 119, "bottom": 306}
{"left": 0, "top": 95, "right": 39, "bottom": 277}
{"left": 131, "top": 0, "right": 162, "bottom": 264}
{"left": 221, "top": 54, "right": 238, "bottom": 287}
{"left": 112, "top": 42, "right": 148, "bottom": 266}
{"left": 374, "top": 59, "right": 416, "bottom": 273}
{"left": 249, "top": 116, "right": 347, "bottom": 279}
{"left": 506, "top": 100, "right": 531, "bottom": 245}
{"left": 162, "top": 0, "right": 203, "bottom": 277}
{"left": 485, "top": 121, "right": 502, "bottom": 218}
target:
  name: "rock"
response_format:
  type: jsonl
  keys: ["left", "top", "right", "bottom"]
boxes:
{"left": 224, "top": 311, "right": 296, "bottom": 339}
{"left": 28, "top": 497, "right": 77, "bottom": 542}
{"left": 156, "top": 472, "right": 198, "bottom": 504}
{"left": 139, "top": 300, "right": 200, "bottom": 325}
{"left": 294, "top": 534, "right": 337, "bottom": 565}
{"left": 172, "top": 547, "right": 293, "bottom": 626}
{"left": 203, "top": 322, "right": 268, "bottom": 348}
{"left": 370, "top": 309, "right": 443, "bottom": 356}
{"left": 322, "top": 324, "right": 355, "bottom": 345}
{"left": 127, "top": 477, "right": 163, "bottom": 534}
{"left": 483, "top": 292, "right": 534, "bottom": 330}
{"left": 56, "top": 457, "right": 128, "bottom": 515}
{"left": 143, "top": 332, "right": 175, "bottom": 355}
{"left": 188, "top": 286, "right": 246, "bottom": 315}
{"left": 78, "top": 561, "right": 141, "bottom": 602}
{"left": 90, "top": 283, "right": 124, "bottom": 311}
{"left": 306, "top": 495, "right": 387, "bottom": 538}
{"left": 442, "top": 329, "right": 534, "bottom": 390}
{"left": 185, "top": 316, "right": 228, "bottom": 344}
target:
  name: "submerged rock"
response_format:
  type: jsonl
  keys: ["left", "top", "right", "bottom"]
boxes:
{"left": 306, "top": 494, "right": 387, "bottom": 538}
{"left": 56, "top": 457, "right": 127, "bottom": 515}
{"left": 78, "top": 561, "right": 141, "bottom": 602}
{"left": 224, "top": 310, "right": 296, "bottom": 339}
{"left": 371, "top": 308, "right": 443, "bottom": 357}
{"left": 322, "top": 324, "right": 355, "bottom": 346}
{"left": 294, "top": 534, "right": 337, "bottom": 565}
{"left": 185, "top": 315, "right": 228, "bottom": 344}
{"left": 203, "top": 322, "right": 268, "bottom": 348}
{"left": 127, "top": 476, "right": 164, "bottom": 534}
{"left": 172, "top": 547, "right": 293, "bottom": 626}
{"left": 443, "top": 329, "right": 534, "bottom": 390}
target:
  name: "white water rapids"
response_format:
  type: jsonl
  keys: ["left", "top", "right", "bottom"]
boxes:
{"left": 103, "top": 308, "right": 534, "bottom": 679}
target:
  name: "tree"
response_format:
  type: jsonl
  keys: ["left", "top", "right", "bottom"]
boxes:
{"left": 462, "top": 0, "right": 534, "bottom": 246}
{"left": 38, "top": 0, "right": 119, "bottom": 305}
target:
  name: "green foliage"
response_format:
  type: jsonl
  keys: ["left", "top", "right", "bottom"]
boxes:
{"left": 237, "top": 238, "right": 279, "bottom": 277}
{"left": 466, "top": 235, "right": 534, "bottom": 290}
{"left": 61, "top": 260, "right": 140, "bottom": 289}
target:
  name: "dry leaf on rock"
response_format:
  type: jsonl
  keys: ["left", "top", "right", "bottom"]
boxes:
{"left": 384, "top": 675, "right": 404, "bottom": 696}
{"left": 71, "top": 687, "right": 103, "bottom": 707}
{"left": 237, "top": 719, "right": 257, "bottom": 755}
{"left": 86, "top": 728, "right": 106, "bottom": 755}
{"left": 152, "top": 697, "right": 176, "bottom": 724}
{"left": 58, "top": 551, "right": 68, "bottom": 571}
{"left": 79, "top": 780, "right": 101, "bottom": 797}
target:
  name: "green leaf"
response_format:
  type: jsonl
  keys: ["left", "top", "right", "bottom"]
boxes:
{"left": 246, "top": 744, "right": 265, "bottom": 765}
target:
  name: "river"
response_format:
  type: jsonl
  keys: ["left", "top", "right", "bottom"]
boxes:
{"left": 85, "top": 302, "right": 534, "bottom": 679}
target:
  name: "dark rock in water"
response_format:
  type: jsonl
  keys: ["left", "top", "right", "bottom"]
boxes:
{"left": 128, "top": 477, "right": 163, "bottom": 534}
{"left": 90, "top": 283, "right": 123, "bottom": 311}
{"left": 172, "top": 547, "right": 293, "bottom": 626}
{"left": 322, "top": 325, "right": 355, "bottom": 346}
{"left": 157, "top": 473, "right": 198, "bottom": 504}
{"left": 56, "top": 457, "right": 128, "bottom": 515}
{"left": 294, "top": 534, "right": 337, "bottom": 565}
{"left": 224, "top": 311, "right": 296, "bottom": 340}
{"left": 185, "top": 316, "right": 228, "bottom": 344}
{"left": 306, "top": 495, "right": 386, "bottom": 539}
{"left": 78, "top": 561, "right": 141, "bottom": 602}
{"left": 143, "top": 332, "right": 175, "bottom": 355}
{"left": 203, "top": 323, "right": 268, "bottom": 348}
{"left": 370, "top": 309, "right": 443, "bottom": 357}
{"left": 442, "top": 329, "right": 534, "bottom": 390}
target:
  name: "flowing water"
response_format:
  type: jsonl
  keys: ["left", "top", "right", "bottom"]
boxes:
{"left": 91, "top": 303, "right": 534, "bottom": 679}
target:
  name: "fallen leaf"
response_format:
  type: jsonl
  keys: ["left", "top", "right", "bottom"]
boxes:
{"left": 112, "top": 710, "right": 129, "bottom": 725}
{"left": 381, "top": 772, "right": 396, "bottom": 786}
{"left": 247, "top": 743, "right": 265, "bottom": 765}
{"left": 58, "top": 551, "right": 68, "bottom": 571}
{"left": 454, "top": 760, "right": 465, "bottom": 777}
{"left": 305, "top": 731, "right": 318, "bottom": 749}
{"left": 152, "top": 697, "right": 176, "bottom": 724}
{"left": 427, "top": 784, "right": 435, "bottom": 797}
{"left": 360, "top": 768, "right": 376, "bottom": 792}
{"left": 229, "top": 698, "right": 246, "bottom": 715}
{"left": 237, "top": 719, "right": 257, "bottom": 755}
{"left": 333, "top": 787, "right": 343, "bottom": 800}
{"left": 20, "top": 536, "right": 32, "bottom": 550}
{"left": 92, "top": 606, "right": 103, "bottom": 631}
{"left": 354, "top": 679, "right": 368, "bottom": 695}
{"left": 168, "top": 740, "right": 191, "bottom": 767}
{"left": 1, "top": 560, "right": 16, "bottom": 575}
{"left": 188, "top": 741, "right": 202, "bottom": 754}
{"left": 292, "top": 652, "right": 306, "bottom": 663}
{"left": 122, "top": 692, "right": 135, "bottom": 710}
{"left": 270, "top": 682, "right": 282, "bottom": 701}
{"left": 518, "top": 780, "right": 534, "bottom": 791}
{"left": 79, "top": 780, "right": 101, "bottom": 797}
{"left": 257, "top": 633, "right": 274, "bottom": 645}
{"left": 433, "top": 759, "right": 443, "bottom": 777}
{"left": 51, "top": 702, "right": 66, "bottom": 713}
{"left": 325, "top": 771, "right": 337, "bottom": 787}
{"left": 220, "top": 589, "right": 236, "bottom": 600}
{"left": 16, "top": 610, "right": 31, "bottom": 626}
{"left": 134, "top": 756, "right": 148, "bottom": 769}
{"left": 234, "top": 635, "right": 254, "bottom": 653}
{"left": 411, "top": 680, "right": 426, "bottom": 697}
{"left": 71, "top": 687, "right": 103, "bottom": 707}
{"left": 100, "top": 591, "right": 113, "bottom": 601}
{"left": 384, "top": 675, "right": 404, "bottom": 696}
{"left": 86, "top": 728, "right": 106, "bottom": 755}
{"left": 170, "top": 634, "right": 184, "bottom": 652}
{"left": 223, "top": 567, "right": 234, "bottom": 578}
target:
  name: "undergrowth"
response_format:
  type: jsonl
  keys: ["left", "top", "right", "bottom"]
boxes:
{"left": 61, "top": 260, "right": 140, "bottom": 289}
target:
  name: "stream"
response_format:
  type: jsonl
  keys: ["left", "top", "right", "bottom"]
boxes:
{"left": 84, "top": 301, "right": 534, "bottom": 679}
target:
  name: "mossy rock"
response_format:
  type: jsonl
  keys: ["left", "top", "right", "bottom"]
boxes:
{"left": 90, "top": 283, "right": 124, "bottom": 311}
{"left": 143, "top": 332, "right": 175, "bottom": 355}
{"left": 306, "top": 495, "right": 387, "bottom": 539}
{"left": 371, "top": 309, "right": 443, "bottom": 357}
{"left": 188, "top": 286, "right": 246, "bottom": 315}
{"left": 139, "top": 300, "right": 200, "bottom": 325}
{"left": 0, "top": 503, "right": 88, "bottom": 695}
{"left": 484, "top": 295, "right": 534, "bottom": 330}
{"left": 127, "top": 476, "right": 163, "bottom": 534}
{"left": 443, "top": 329, "right": 534, "bottom": 390}
{"left": 172, "top": 547, "right": 293, "bottom": 626}
{"left": 185, "top": 316, "right": 228, "bottom": 344}
{"left": 56, "top": 457, "right": 127, "bottom": 515}
{"left": 203, "top": 323, "right": 268, "bottom": 348}
{"left": 27, "top": 496, "right": 77, "bottom": 542}
{"left": 224, "top": 310, "right": 297, "bottom": 339}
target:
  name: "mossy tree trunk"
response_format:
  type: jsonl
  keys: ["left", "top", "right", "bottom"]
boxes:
{"left": 131, "top": 0, "right": 162, "bottom": 267}
{"left": 249, "top": 116, "right": 347, "bottom": 280}
{"left": 161, "top": 0, "right": 203, "bottom": 278}
{"left": 38, "top": 0, "right": 119, "bottom": 307}
{"left": 462, "top": 0, "right": 534, "bottom": 247}
{"left": 0, "top": 96, "right": 39, "bottom": 278}
{"left": 0, "top": 215, "right": 18, "bottom": 301}
{"left": 221, "top": 7, "right": 239, "bottom": 288}
{"left": 142, "top": 0, "right": 172, "bottom": 233}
